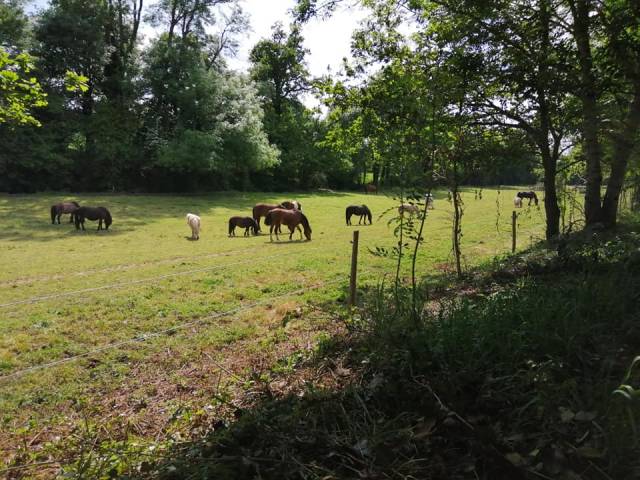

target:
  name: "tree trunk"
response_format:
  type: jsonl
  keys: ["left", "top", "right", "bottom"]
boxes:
{"left": 601, "top": 84, "right": 640, "bottom": 227}
{"left": 569, "top": 0, "right": 603, "bottom": 225}
{"left": 541, "top": 148, "right": 560, "bottom": 239}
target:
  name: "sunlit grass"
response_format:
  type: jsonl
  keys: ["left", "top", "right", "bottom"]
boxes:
{"left": 0, "top": 188, "right": 544, "bottom": 462}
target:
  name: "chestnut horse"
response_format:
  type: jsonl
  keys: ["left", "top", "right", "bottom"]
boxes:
{"left": 51, "top": 201, "right": 80, "bottom": 224}
{"left": 265, "top": 209, "right": 312, "bottom": 241}
{"left": 228, "top": 216, "right": 259, "bottom": 236}
{"left": 365, "top": 183, "right": 377, "bottom": 194}
{"left": 252, "top": 201, "right": 300, "bottom": 232}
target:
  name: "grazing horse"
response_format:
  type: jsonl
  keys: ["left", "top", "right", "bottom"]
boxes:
{"left": 398, "top": 203, "right": 420, "bottom": 216}
{"left": 75, "top": 206, "right": 112, "bottom": 231}
{"left": 345, "top": 205, "right": 372, "bottom": 225}
{"left": 265, "top": 208, "right": 312, "bottom": 241}
{"left": 365, "top": 183, "right": 377, "bottom": 194}
{"left": 228, "top": 216, "right": 259, "bottom": 237}
{"left": 517, "top": 191, "right": 539, "bottom": 206}
{"left": 51, "top": 201, "right": 80, "bottom": 224}
{"left": 252, "top": 202, "right": 298, "bottom": 232}
{"left": 514, "top": 196, "right": 523, "bottom": 208}
{"left": 186, "top": 213, "right": 201, "bottom": 240}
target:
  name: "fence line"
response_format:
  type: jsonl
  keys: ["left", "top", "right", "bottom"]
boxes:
{"left": 0, "top": 245, "right": 331, "bottom": 309}
{"left": 0, "top": 277, "right": 345, "bottom": 382}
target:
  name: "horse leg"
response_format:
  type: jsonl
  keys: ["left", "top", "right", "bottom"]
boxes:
{"left": 244, "top": 226, "right": 250, "bottom": 236}
{"left": 270, "top": 224, "right": 274, "bottom": 242}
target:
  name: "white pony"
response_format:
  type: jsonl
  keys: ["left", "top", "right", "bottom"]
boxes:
{"left": 513, "top": 196, "right": 523, "bottom": 208}
{"left": 425, "top": 193, "right": 434, "bottom": 210}
{"left": 398, "top": 203, "right": 420, "bottom": 216}
{"left": 186, "top": 213, "right": 201, "bottom": 240}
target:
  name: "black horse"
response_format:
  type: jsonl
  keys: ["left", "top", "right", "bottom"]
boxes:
{"left": 50, "top": 201, "right": 80, "bottom": 224}
{"left": 75, "top": 206, "right": 112, "bottom": 231}
{"left": 228, "top": 216, "right": 259, "bottom": 236}
{"left": 517, "top": 191, "right": 539, "bottom": 206}
{"left": 346, "top": 205, "right": 372, "bottom": 225}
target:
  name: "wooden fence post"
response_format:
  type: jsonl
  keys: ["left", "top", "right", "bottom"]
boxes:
{"left": 512, "top": 211, "right": 517, "bottom": 253}
{"left": 349, "top": 230, "right": 359, "bottom": 307}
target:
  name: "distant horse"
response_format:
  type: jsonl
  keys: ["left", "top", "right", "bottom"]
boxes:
{"left": 228, "top": 216, "right": 258, "bottom": 237}
{"left": 514, "top": 196, "right": 523, "bottom": 208}
{"left": 75, "top": 206, "right": 112, "bottom": 231}
{"left": 345, "top": 205, "right": 372, "bottom": 225}
{"left": 51, "top": 201, "right": 80, "bottom": 224}
{"left": 425, "top": 193, "right": 434, "bottom": 210}
{"left": 187, "top": 213, "right": 201, "bottom": 240}
{"left": 280, "top": 200, "right": 301, "bottom": 211}
{"left": 252, "top": 202, "right": 298, "bottom": 232}
{"left": 365, "top": 183, "right": 377, "bottom": 194}
{"left": 265, "top": 209, "right": 312, "bottom": 241}
{"left": 398, "top": 203, "right": 420, "bottom": 216}
{"left": 517, "top": 191, "right": 539, "bottom": 206}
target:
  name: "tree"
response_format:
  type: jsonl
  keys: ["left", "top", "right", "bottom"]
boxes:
{"left": 0, "top": 48, "right": 47, "bottom": 126}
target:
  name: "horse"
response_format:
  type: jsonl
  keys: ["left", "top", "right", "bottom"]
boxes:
{"left": 50, "top": 201, "right": 80, "bottom": 224}
{"left": 228, "top": 216, "right": 258, "bottom": 237}
{"left": 517, "top": 191, "right": 539, "bottom": 206}
{"left": 186, "top": 213, "right": 201, "bottom": 240}
{"left": 345, "top": 205, "right": 372, "bottom": 225}
{"left": 398, "top": 203, "right": 420, "bottom": 216}
{"left": 514, "top": 196, "right": 523, "bottom": 208}
{"left": 365, "top": 183, "right": 377, "bottom": 194}
{"left": 265, "top": 208, "right": 312, "bottom": 241}
{"left": 75, "top": 206, "right": 112, "bottom": 231}
{"left": 280, "top": 200, "right": 301, "bottom": 211}
{"left": 252, "top": 202, "right": 298, "bottom": 232}
{"left": 425, "top": 193, "right": 434, "bottom": 210}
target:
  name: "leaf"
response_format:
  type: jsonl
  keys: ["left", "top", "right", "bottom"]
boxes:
{"left": 505, "top": 452, "right": 524, "bottom": 466}
{"left": 575, "top": 446, "right": 605, "bottom": 459}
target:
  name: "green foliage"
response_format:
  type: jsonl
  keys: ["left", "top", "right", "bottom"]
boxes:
{"left": 0, "top": 48, "right": 47, "bottom": 126}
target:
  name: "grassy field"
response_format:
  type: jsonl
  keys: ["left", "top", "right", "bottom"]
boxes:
{"left": 0, "top": 188, "right": 545, "bottom": 476}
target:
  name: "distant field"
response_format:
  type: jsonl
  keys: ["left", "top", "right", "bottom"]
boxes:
{"left": 0, "top": 188, "right": 544, "bottom": 474}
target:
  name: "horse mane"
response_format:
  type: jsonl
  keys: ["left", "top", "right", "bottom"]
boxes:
{"left": 101, "top": 207, "right": 112, "bottom": 227}
{"left": 299, "top": 212, "right": 311, "bottom": 233}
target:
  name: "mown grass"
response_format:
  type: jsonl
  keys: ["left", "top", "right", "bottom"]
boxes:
{"left": 0, "top": 188, "right": 544, "bottom": 476}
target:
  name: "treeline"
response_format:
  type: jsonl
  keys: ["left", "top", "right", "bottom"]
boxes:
{"left": 298, "top": 0, "right": 640, "bottom": 237}
{"left": 0, "top": 0, "right": 356, "bottom": 192}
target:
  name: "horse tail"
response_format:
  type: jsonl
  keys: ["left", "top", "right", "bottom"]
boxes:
{"left": 50, "top": 205, "right": 56, "bottom": 223}
{"left": 366, "top": 207, "right": 372, "bottom": 224}
{"left": 228, "top": 219, "right": 233, "bottom": 235}
{"left": 345, "top": 208, "right": 350, "bottom": 224}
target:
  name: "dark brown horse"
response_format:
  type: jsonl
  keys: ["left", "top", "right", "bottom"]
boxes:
{"left": 252, "top": 201, "right": 299, "bottom": 232}
{"left": 75, "top": 206, "right": 112, "bottom": 231}
{"left": 228, "top": 216, "right": 259, "bottom": 236}
{"left": 265, "top": 209, "right": 312, "bottom": 241}
{"left": 365, "top": 183, "right": 377, "bottom": 194}
{"left": 345, "top": 205, "right": 372, "bottom": 225}
{"left": 51, "top": 201, "right": 80, "bottom": 224}
{"left": 517, "top": 191, "right": 539, "bottom": 206}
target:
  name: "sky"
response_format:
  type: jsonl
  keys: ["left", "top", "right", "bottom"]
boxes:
{"left": 26, "top": 0, "right": 367, "bottom": 78}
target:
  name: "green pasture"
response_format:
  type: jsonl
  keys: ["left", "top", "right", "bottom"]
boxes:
{"left": 0, "top": 188, "right": 544, "bottom": 470}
